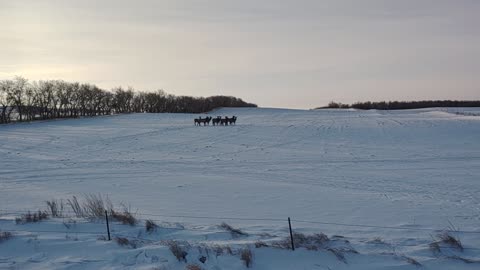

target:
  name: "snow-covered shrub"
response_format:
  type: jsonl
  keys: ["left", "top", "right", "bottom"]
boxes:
{"left": 0, "top": 231, "right": 13, "bottom": 243}
{"left": 146, "top": 219, "right": 159, "bottom": 232}
{"left": 219, "top": 222, "right": 248, "bottom": 238}
{"left": 167, "top": 240, "right": 189, "bottom": 262}
{"left": 240, "top": 247, "right": 253, "bottom": 268}
{"left": 114, "top": 237, "right": 137, "bottom": 248}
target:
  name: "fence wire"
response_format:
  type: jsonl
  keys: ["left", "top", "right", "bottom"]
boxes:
{"left": 2, "top": 208, "right": 479, "bottom": 235}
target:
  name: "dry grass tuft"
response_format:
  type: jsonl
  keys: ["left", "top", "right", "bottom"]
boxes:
{"left": 111, "top": 206, "right": 137, "bottom": 226}
{"left": 62, "top": 219, "right": 77, "bottom": 229}
{"left": 185, "top": 264, "right": 202, "bottom": 270}
{"left": 437, "top": 232, "right": 463, "bottom": 251}
{"left": 150, "top": 267, "right": 169, "bottom": 270}
{"left": 328, "top": 247, "right": 358, "bottom": 264}
{"left": 66, "top": 194, "right": 113, "bottom": 218}
{"left": 271, "top": 232, "right": 331, "bottom": 250}
{"left": 402, "top": 255, "right": 422, "bottom": 267}
{"left": 446, "top": 255, "right": 480, "bottom": 264}
{"left": 0, "top": 231, "right": 13, "bottom": 243}
{"left": 240, "top": 247, "right": 253, "bottom": 268}
{"left": 297, "top": 232, "right": 328, "bottom": 247}
{"left": 45, "top": 199, "right": 64, "bottom": 217}
{"left": 368, "top": 237, "right": 387, "bottom": 245}
{"left": 15, "top": 210, "right": 48, "bottom": 224}
{"left": 219, "top": 222, "right": 248, "bottom": 238}
{"left": 429, "top": 241, "right": 441, "bottom": 254}
{"left": 83, "top": 194, "right": 113, "bottom": 218}
{"left": 430, "top": 231, "right": 463, "bottom": 254}
{"left": 66, "top": 196, "right": 84, "bottom": 217}
{"left": 327, "top": 248, "right": 347, "bottom": 264}
{"left": 254, "top": 241, "right": 269, "bottom": 248}
{"left": 312, "top": 233, "right": 330, "bottom": 245}
{"left": 114, "top": 237, "right": 137, "bottom": 248}
{"left": 198, "top": 255, "right": 207, "bottom": 264}
{"left": 167, "top": 240, "right": 189, "bottom": 262}
{"left": 211, "top": 245, "right": 233, "bottom": 257}
{"left": 145, "top": 219, "right": 159, "bottom": 232}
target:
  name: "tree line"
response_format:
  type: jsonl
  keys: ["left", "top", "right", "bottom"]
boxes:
{"left": 320, "top": 100, "right": 480, "bottom": 110}
{"left": 0, "top": 77, "right": 256, "bottom": 124}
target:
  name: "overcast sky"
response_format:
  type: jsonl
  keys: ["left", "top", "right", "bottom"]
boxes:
{"left": 1, "top": 0, "right": 479, "bottom": 108}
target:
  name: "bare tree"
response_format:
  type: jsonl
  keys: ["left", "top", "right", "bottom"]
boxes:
{"left": 0, "top": 76, "right": 257, "bottom": 124}
{"left": 7, "top": 77, "right": 29, "bottom": 121}
{"left": 0, "top": 80, "right": 15, "bottom": 123}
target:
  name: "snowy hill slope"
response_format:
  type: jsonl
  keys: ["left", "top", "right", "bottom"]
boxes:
{"left": 0, "top": 107, "right": 479, "bottom": 269}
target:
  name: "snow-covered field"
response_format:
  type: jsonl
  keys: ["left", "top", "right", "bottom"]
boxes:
{"left": 0, "top": 107, "right": 479, "bottom": 269}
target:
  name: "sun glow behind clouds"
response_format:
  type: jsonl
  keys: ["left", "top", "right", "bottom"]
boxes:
{"left": 1, "top": 0, "right": 479, "bottom": 108}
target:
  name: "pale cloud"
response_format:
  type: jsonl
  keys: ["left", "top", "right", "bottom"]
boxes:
{"left": 1, "top": 0, "right": 479, "bottom": 108}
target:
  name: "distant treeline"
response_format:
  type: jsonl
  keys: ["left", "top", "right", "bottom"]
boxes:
{"left": 0, "top": 77, "right": 256, "bottom": 124}
{"left": 319, "top": 100, "right": 480, "bottom": 110}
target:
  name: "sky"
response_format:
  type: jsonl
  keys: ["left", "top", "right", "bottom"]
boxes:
{"left": 1, "top": 0, "right": 479, "bottom": 109}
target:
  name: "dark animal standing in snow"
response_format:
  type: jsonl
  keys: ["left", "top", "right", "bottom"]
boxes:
{"left": 205, "top": 116, "right": 212, "bottom": 125}
{"left": 194, "top": 117, "right": 202, "bottom": 126}
{"left": 220, "top": 117, "right": 229, "bottom": 126}
{"left": 212, "top": 116, "right": 222, "bottom": 126}
{"left": 195, "top": 116, "right": 237, "bottom": 126}
{"left": 228, "top": 116, "right": 237, "bottom": 125}
{"left": 194, "top": 116, "right": 212, "bottom": 126}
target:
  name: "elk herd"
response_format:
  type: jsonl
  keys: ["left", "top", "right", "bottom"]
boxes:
{"left": 194, "top": 116, "right": 237, "bottom": 126}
